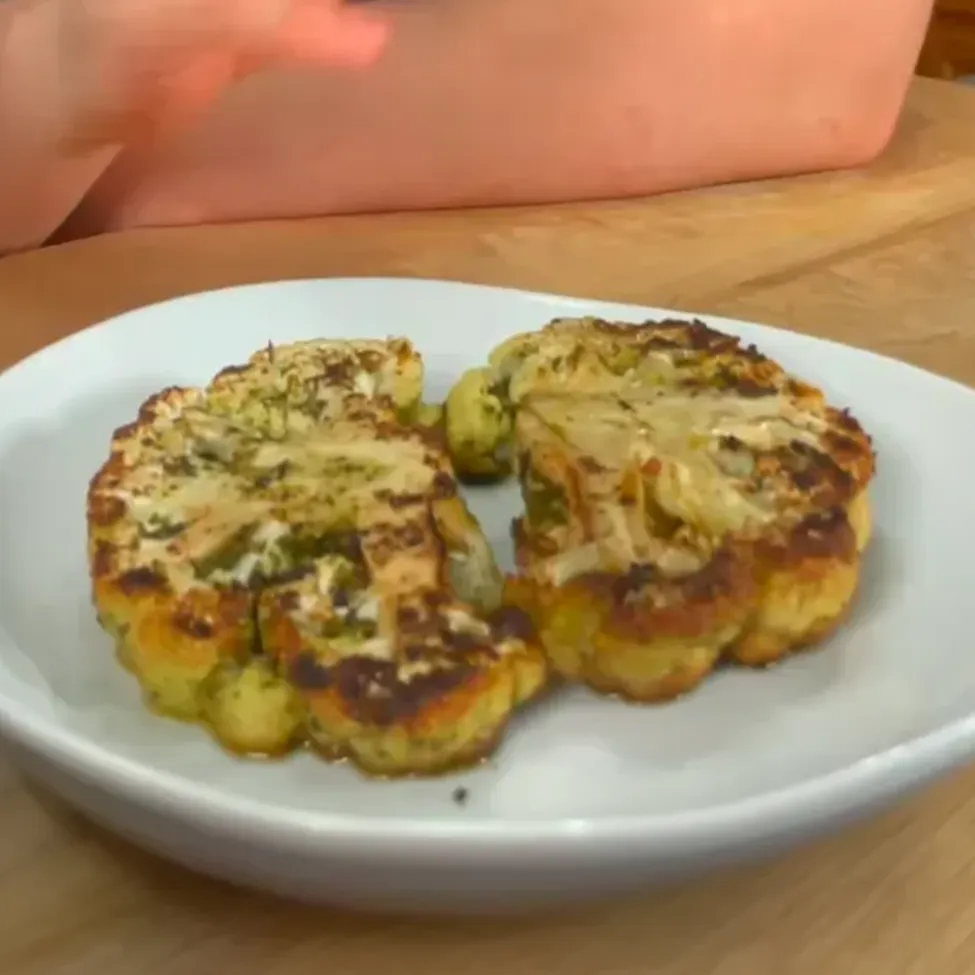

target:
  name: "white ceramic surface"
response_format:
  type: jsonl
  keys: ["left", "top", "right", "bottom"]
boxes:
{"left": 0, "top": 278, "right": 969, "bottom": 915}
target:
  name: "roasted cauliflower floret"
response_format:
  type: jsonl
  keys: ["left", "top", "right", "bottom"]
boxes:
{"left": 199, "top": 659, "right": 307, "bottom": 756}
{"left": 89, "top": 315, "right": 877, "bottom": 767}
{"left": 87, "top": 338, "right": 548, "bottom": 777}
{"left": 466, "top": 317, "right": 876, "bottom": 701}
{"left": 444, "top": 367, "right": 512, "bottom": 481}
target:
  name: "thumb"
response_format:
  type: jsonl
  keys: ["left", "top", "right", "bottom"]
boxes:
{"left": 273, "top": 3, "right": 390, "bottom": 66}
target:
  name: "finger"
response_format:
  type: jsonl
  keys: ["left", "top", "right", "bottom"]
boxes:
{"left": 151, "top": 49, "right": 239, "bottom": 133}
{"left": 272, "top": 3, "right": 390, "bottom": 66}
{"left": 68, "top": 47, "right": 235, "bottom": 151}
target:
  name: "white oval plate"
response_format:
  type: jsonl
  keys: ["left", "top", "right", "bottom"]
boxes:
{"left": 0, "top": 278, "right": 969, "bottom": 914}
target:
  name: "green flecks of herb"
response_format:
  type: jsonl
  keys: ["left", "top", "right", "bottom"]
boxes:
{"left": 162, "top": 455, "right": 198, "bottom": 478}
{"left": 611, "top": 345, "right": 642, "bottom": 373}
{"left": 312, "top": 457, "right": 389, "bottom": 485}
{"left": 252, "top": 461, "right": 292, "bottom": 491}
{"left": 265, "top": 535, "right": 369, "bottom": 594}
{"left": 487, "top": 377, "right": 512, "bottom": 407}
{"left": 643, "top": 492, "right": 683, "bottom": 540}
{"left": 281, "top": 530, "right": 362, "bottom": 566}
{"left": 139, "top": 515, "right": 186, "bottom": 541}
{"left": 321, "top": 613, "right": 378, "bottom": 642}
{"left": 193, "top": 525, "right": 257, "bottom": 580}
{"left": 523, "top": 469, "right": 568, "bottom": 529}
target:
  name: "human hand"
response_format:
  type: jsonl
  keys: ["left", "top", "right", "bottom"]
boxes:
{"left": 56, "top": 0, "right": 389, "bottom": 148}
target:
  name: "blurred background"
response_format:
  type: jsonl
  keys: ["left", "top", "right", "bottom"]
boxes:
{"left": 918, "top": 0, "right": 975, "bottom": 80}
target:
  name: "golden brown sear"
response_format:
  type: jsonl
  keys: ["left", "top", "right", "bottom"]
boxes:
{"left": 87, "top": 338, "right": 548, "bottom": 776}
{"left": 445, "top": 317, "right": 875, "bottom": 701}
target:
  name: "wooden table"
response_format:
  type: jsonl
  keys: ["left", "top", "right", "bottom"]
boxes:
{"left": 2, "top": 76, "right": 975, "bottom": 973}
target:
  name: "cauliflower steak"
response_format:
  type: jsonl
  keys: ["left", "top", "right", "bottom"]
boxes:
{"left": 446, "top": 317, "right": 875, "bottom": 701}
{"left": 88, "top": 338, "right": 547, "bottom": 776}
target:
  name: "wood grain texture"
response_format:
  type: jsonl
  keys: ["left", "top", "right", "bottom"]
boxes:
{"left": 2, "top": 76, "right": 975, "bottom": 973}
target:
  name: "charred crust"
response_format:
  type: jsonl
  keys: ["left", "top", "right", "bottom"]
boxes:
{"left": 738, "top": 343, "right": 769, "bottom": 364}
{"left": 601, "top": 546, "right": 745, "bottom": 608}
{"left": 372, "top": 419, "right": 406, "bottom": 442}
{"left": 640, "top": 334, "right": 681, "bottom": 351}
{"left": 560, "top": 545, "right": 754, "bottom": 641}
{"left": 588, "top": 318, "right": 638, "bottom": 336}
{"left": 117, "top": 566, "right": 168, "bottom": 594}
{"left": 511, "top": 515, "right": 559, "bottom": 562}
{"left": 328, "top": 656, "right": 476, "bottom": 726}
{"left": 213, "top": 363, "right": 249, "bottom": 380}
{"left": 488, "top": 605, "right": 535, "bottom": 643}
{"left": 320, "top": 530, "right": 363, "bottom": 563}
{"left": 172, "top": 610, "right": 215, "bottom": 640}
{"left": 720, "top": 434, "right": 745, "bottom": 452}
{"left": 260, "top": 564, "right": 314, "bottom": 589}
{"left": 728, "top": 377, "right": 776, "bottom": 398}
{"left": 401, "top": 521, "right": 427, "bottom": 550}
{"left": 290, "top": 652, "right": 332, "bottom": 690}
{"left": 457, "top": 467, "right": 513, "bottom": 486}
{"left": 387, "top": 491, "right": 428, "bottom": 510}
{"left": 396, "top": 596, "right": 449, "bottom": 645}
{"left": 137, "top": 387, "right": 187, "bottom": 420}
{"left": 397, "top": 604, "right": 421, "bottom": 627}
{"left": 443, "top": 629, "right": 495, "bottom": 656}
{"left": 781, "top": 440, "right": 855, "bottom": 498}
{"left": 139, "top": 520, "right": 186, "bottom": 541}
{"left": 430, "top": 471, "right": 458, "bottom": 500}
{"left": 822, "top": 429, "right": 875, "bottom": 473}
{"left": 162, "top": 456, "right": 196, "bottom": 477}
{"left": 786, "top": 378, "right": 820, "bottom": 400}
{"left": 253, "top": 461, "right": 291, "bottom": 490}
{"left": 757, "top": 507, "right": 857, "bottom": 567}
{"left": 356, "top": 349, "right": 385, "bottom": 372}
{"left": 786, "top": 507, "right": 857, "bottom": 563}
{"left": 608, "top": 562, "right": 659, "bottom": 604}
{"left": 111, "top": 420, "right": 141, "bottom": 442}
{"left": 415, "top": 423, "right": 449, "bottom": 452}
{"left": 402, "top": 643, "right": 429, "bottom": 661}
{"left": 684, "top": 547, "right": 747, "bottom": 602}
{"left": 91, "top": 540, "right": 115, "bottom": 578}
{"left": 510, "top": 516, "right": 527, "bottom": 546}
{"left": 321, "top": 360, "right": 356, "bottom": 385}
{"left": 681, "top": 320, "right": 742, "bottom": 352}
{"left": 344, "top": 408, "right": 375, "bottom": 424}
{"left": 367, "top": 517, "right": 430, "bottom": 569}
{"left": 421, "top": 588, "right": 449, "bottom": 611}
{"left": 88, "top": 492, "right": 126, "bottom": 526}
{"left": 294, "top": 652, "right": 483, "bottom": 728}
{"left": 833, "top": 407, "right": 864, "bottom": 434}
{"left": 586, "top": 317, "right": 742, "bottom": 356}
{"left": 275, "top": 590, "right": 302, "bottom": 612}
